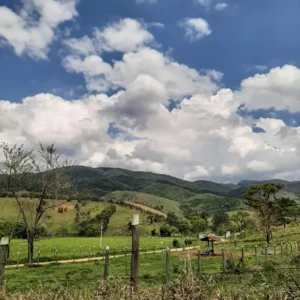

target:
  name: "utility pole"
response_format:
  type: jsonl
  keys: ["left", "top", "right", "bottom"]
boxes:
{"left": 131, "top": 214, "right": 139, "bottom": 292}
{"left": 100, "top": 222, "right": 103, "bottom": 250}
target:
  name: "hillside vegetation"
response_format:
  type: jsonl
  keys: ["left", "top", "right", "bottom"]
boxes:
{"left": 67, "top": 166, "right": 300, "bottom": 202}
{"left": 104, "top": 191, "right": 182, "bottom": 216}
{"left": 0, "top": 198, "right": 161, "bottom": 236}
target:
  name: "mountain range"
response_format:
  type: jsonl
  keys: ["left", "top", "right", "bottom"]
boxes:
{"left": 70, "top": 166, "right": 300, "bottom": 203}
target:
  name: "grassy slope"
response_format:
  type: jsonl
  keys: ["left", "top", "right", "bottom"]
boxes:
{"left": 0, "top": 198, "right": 160, "bottom": 237}
{"left": 105, "top": 191, "right": 182, "bottom": 216}
{"left": 180, "top": 193, "right": 246, "bottom": 216}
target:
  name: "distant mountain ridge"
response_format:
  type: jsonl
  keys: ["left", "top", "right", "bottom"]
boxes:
{"left": 69, "top": 166, "right": 300, "bottom": 202}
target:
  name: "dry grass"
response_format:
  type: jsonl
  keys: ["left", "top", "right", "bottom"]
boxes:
{"left": 1, "top": 274, "right": 300, "bottom": 300}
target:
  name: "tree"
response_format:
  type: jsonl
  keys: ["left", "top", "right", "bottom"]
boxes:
{"left": 276, "top": 197, "right": 298, "bottom": 228}
{"left": 212, "top": 210, "right": 229, "bottom": 232}
{"left": 151, "top": 228, "right": 156, "bottom": 236}
{"left": 243, "top": 183, "right": 283, "bottom": 244}
{"left": 230, "top": 211, "right": 250, "bottom": 232}
{"left": 0, "top": 143, "right": 74, "bottom": 262}
{"left": 166, "top": 212, "right": 180, "bottom": 228}
{"left": 190, "top": 217, "right": 206, "bottom": 233}
{"left": 200, "top": 211, "right": 209, "bottom": 228}
{"left": 178, "top": 221, "right": 191, "bottom": 236}
{"left": 159, "top": 225, "right": 173, "bottom": 237}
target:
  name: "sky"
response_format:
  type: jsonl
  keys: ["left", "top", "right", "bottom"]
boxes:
{"left": 1, "top": 0, "right": 300, "bottom": 183}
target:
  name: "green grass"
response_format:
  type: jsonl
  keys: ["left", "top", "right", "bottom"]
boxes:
{"left": 7, "top": 236, "right": 179, "bottom": 264}
{"left": 105, "top": 191, "right": 183, "bottom": 216}
{"left": 4, "top": 243, "right": 300, "bottom": 294}
{"left": 4, "top": 251, "right": 223, "bottom": 293}
{"left": 0, "top": 197, "right": 164, "bottom": 236}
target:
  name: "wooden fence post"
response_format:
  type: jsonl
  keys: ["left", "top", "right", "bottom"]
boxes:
{"left": 197, "top": 248, "right": 202, "bottom": 276}
{"left": 166, "top": 247, "right": 170, "bottom": 284}
{"left": 73, "top": 249, "right": 75, "bottom": 262}
{"left": 222, "top": 248, "right": 226, "bottom": 272}
{"left": 104, "top": 245, "right": 110, "bottom": 280}
{"left": 255, "top": 245, "right": 258, "bottom": 265}
{"left": 17, "top": 251, "right": 20, "bottom": 267}
{"left": 241, "top": 246, "right": 245, "bottom": 266}
{"left": 265, "top": 246, "right": 268, "bottom": 261}
{"left": 290, "top": 243, "right": 293, "bottom": 255}
{"left": 0, "top": 237, "right": 9, "bottom": 290}
{"left": 131, "top": 214, "right": 139, "bottom": 292}
{"left": 281, "top": 244, "right": 283, "bottom": 257}
{"left": 38, "top": 251, "right": 40, "bottom": 264}
{"left": 273, "top": 245, "right": 276, "bottom": 256}
{"left": 286, "top": 243, "right": 288, "bottom": 255}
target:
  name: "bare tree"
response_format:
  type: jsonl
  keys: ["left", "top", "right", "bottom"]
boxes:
{"left": 0, "top": 143, "right": 74, "bottom": 263}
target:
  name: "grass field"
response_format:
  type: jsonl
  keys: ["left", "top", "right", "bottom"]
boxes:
{"left": 7, "top": 236, "right": 180, "bottom": 264}
{"left": 4, "top": 244, "right": 300, "bottom": 294}
{"left": 105, "top": 191, "right": 183, "bottom": 216}
{"left": 0, "top": 197, "right": 164, "bottom": 236}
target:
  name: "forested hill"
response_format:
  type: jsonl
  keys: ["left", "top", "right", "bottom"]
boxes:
{"left": 69, "top": 166, "right": 300, "bottom": 202}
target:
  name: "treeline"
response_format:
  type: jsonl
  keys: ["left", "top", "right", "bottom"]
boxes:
{"left": 78, "top": 204, "right": 116, "bottom": 236}
{"left": 0, "top": 190, "right": 100, "bottom": 202}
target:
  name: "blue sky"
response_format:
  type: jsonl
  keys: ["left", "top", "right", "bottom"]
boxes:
{"left": 1, "top": 0, "right": 300, "bottom": 182}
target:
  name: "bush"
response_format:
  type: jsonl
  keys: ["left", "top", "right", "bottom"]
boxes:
{"left": 184, "top": 239, "right": 192, "bottom": 246}
{"left": 160, "top": 225, "right": 172, "bottom": 237}
{"left": 172, "top": 239, "right": 180, "bottom": 248}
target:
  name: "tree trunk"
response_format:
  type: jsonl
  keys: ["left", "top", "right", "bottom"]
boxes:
{"left": 266, "top": 230, "right": 271, "bottom": 244}
{"left": 27, "top": 234, "right": 34, "bottom": 263}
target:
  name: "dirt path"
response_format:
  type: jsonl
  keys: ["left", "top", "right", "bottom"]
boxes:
{"left": 5, "top": 246, "right": 196, "bottom": 269}
{"left": 124, "top": 201, "right": 167, "bottom": 218}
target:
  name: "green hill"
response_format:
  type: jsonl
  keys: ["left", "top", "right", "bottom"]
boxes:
{"left": 0, "top": 197, "right": 160, "bottom": 236}
{"left": 179, "top": 193, "right": 246, "bottom": 217}
{"left": 104, "top": 191, "right": 183, "bottom": 216}
{"left": 68, "top": 166, "right": 300, "bottom": 201}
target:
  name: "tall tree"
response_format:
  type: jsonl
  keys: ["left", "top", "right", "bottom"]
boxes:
{"left": 212, "top": 210, "right": 229, "bottom": 232}
{"left": 243, "top": 183, "right": 283, "bottom": 244}
{"left": 276, "top": 197, "right": 298, "bottom": 228}
{"left": 230, "top": 211, "right": 250, "bottom": 232}
{"left": 0, "top": 143, "right": 74, "bottom": 263}
{"left": 190, "top": 217, "right": 206, "bottom": 234}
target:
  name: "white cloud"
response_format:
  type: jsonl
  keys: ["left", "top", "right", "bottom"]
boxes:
{"left": 179, "top": 18, "right": 212, "bottom": 42}
{"left": 136, "top": 0, "right": 158, "bottom": 3}
{"left": 221, "top": 165, "right": 239, "bottom": 175}
{"left": 247, "top": 160, "right": 274, "bottom": 172}
{"left": 197, "top": 0, "right": 213, "bottom": 8}
{"left": 215, "top": 3, "right": 228, "bottom": 10}
{"left": 64, "top": 18, "right": 154, "bottom": 56}
{"left": 245, "top": 64, "right": 268, "bottom": 72}
{"left": 184, "top": 166, "right": 210, "bottom": 181}
{"left": 63, "top": 47, "right": 220, "bottom": 96}
{"left": 236, "top": 65, "right": 300, "bottom": 112}
{"left": 0, "top": 0, "right": 78, "bottom": 59}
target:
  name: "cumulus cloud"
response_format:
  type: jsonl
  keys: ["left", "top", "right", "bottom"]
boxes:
{"left": 64, "top": 18, "right": 154, "bottom": 55}
{"left": 236, "top": 65, "right": 300, "bottom": 112}
{"left": 63, "top": 47, "right": 220, "bottom": 96}
{"left": 247, "top": 160, "right": 274, "bottom": 172}
{"left": 2, "top": 10, "right": 300, "bottom": 183}
{"left": 0, "top": 0, "right": 78, "bottom": 59}
{"left": 179, "top": 18, "right": 212, "bottom": 42}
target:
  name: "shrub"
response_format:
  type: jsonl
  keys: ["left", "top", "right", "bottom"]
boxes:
{"left": 184, "top": 239, "right": 192, "bottom": 245}
{"left": 172, "top": 239, "right": 180, "bottom": 248}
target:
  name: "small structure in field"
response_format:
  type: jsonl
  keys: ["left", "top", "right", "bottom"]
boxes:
{"left": 200, "top": 235, "right": 222, "bottom": 256}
